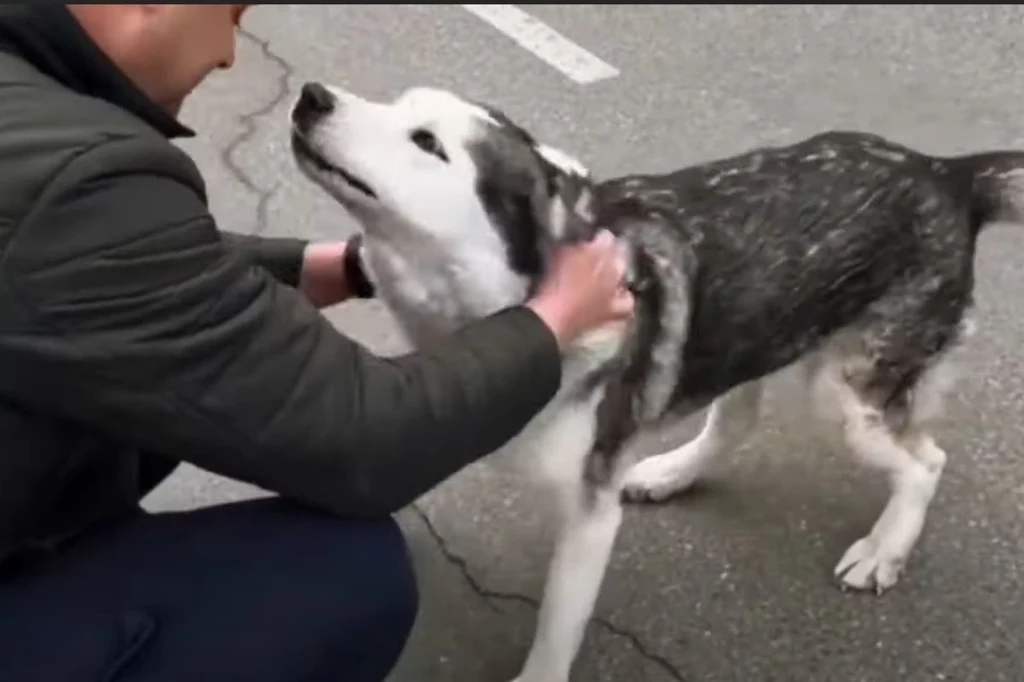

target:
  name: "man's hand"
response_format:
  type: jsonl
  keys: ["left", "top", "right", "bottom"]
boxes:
{"left": 299, "top": 241, "right": 355, "bottom": 308}
{"left": 526, "top": 230, "right": 634, "bottom": 348}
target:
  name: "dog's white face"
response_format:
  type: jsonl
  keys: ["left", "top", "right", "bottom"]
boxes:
{"left": 289, "top": 83, "right": 596, "bottom": 285}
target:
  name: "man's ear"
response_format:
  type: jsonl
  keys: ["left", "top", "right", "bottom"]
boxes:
{"left": 534, "top": 144, "right": 597, "bottom": 243}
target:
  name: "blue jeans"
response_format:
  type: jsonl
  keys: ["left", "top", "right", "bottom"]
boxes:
{"left": 0, "top": 498, "right": 419, "bottom": 682}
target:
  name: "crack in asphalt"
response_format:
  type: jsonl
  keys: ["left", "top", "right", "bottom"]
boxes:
{"left": 410, "top": 504, "right": 687, "bottom": 681}
{"left": 220, "top": 27, "right": 295, "bottom": 235}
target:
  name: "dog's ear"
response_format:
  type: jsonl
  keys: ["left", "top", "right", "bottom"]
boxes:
{"left": 534, "top": 144, "right": 598, "bottom": 243}
{"left": 535, "top": 144, "right": 647, "bottom": 294}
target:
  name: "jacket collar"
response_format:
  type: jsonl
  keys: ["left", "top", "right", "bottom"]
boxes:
{"left": 0, "top": 5, "right": 195, "bottom": 139}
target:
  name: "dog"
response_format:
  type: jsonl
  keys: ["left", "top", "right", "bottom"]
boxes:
{"left": 287, "top": 81, "right": 1023, "bottom": 682}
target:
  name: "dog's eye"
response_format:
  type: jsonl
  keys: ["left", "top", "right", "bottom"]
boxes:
{"left": 410, "top": 129, "right": 448, "bottom": 162}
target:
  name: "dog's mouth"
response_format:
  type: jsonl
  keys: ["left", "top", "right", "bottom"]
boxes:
{"left": 290, "top": 131, "right": 377, "bottom": 199}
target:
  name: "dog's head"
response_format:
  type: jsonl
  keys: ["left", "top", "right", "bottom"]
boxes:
{"left": 289, "top": 82, "right": 598, "bottom": 283}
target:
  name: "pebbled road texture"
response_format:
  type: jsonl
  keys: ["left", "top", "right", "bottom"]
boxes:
{"left": 146, "top": 6, "right": 1024, "bottom": 681}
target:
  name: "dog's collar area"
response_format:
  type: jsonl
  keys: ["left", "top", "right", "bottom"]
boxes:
{"left": 343, "top": 233, "right": 376, "bottom": 299}
{"left": 291, "top": 131, "right": 377, "bottom": 199}
{"left": 574, "top": 322, "right": 627, "bottom": 364}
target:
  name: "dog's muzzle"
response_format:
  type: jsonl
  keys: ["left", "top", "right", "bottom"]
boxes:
{"left": 292, "top": 82, "right": 336, "bottom": 132}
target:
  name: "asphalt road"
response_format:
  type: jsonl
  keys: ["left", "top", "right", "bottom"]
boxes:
{"left": 146, "top": 5, "right": 1024, "bottom": 681}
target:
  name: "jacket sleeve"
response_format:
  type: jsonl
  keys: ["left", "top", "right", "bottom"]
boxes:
{"left": 219, "top": 232, "right": 308, "bottom": 288}
{"left": 0, "top": 139, "right": 563, "bottom": 517}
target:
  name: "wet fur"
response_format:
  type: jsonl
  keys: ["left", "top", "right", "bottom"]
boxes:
{"left": 288, "top": 84, "right": 1024, "bottom": 682}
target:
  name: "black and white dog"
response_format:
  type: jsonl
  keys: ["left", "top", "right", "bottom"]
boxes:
{"left": 289, "top": 82, "right": 1022, "bottom": 682}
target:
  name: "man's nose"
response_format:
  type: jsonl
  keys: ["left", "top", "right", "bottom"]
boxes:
{"left": 292, "top": 82, "right": 335, "bottom": 128}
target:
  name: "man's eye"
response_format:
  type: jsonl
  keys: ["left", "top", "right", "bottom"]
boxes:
{"left": 410, "top": 129, "right": 448, "bottom": 162}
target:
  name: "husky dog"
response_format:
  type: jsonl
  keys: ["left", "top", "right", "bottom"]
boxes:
{"left": 288, "top": 81, "right": 1020, "bottom": 682}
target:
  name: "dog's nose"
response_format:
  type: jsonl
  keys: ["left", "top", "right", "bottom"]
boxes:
{"left": 300, "top": 82, "right": 335, "bottom": 114}
{"left": 292, "top": 82, "right": 336, "bottom": 130}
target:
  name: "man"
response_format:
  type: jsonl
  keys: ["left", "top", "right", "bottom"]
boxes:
{"left": 0, "top": 5, "right": 633, "bottom": 682}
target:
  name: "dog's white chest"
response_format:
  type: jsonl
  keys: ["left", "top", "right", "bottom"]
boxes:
{"left": 362, "top": 235, "right": 629, "bottom": 487}
{"left": 483, "top": 331, "right": 627, "bottom": 484}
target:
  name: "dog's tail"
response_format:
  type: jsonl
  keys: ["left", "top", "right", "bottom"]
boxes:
{"left": 947, "top": 150, "right": 1024, "bottom": 228}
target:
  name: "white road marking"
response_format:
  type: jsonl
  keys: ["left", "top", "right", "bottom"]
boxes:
{"left": 460, "top": 4, "right": 620, "bottom": 85}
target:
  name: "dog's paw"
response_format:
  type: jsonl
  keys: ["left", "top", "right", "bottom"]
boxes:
{"left": 834, "top": 536, "right": 904, "bottom": 594}
{"left": 620, "top": 451, "right": 700, "bottom": 503}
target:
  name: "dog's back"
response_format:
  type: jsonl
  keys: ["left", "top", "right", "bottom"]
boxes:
{"left": 597, "top": 131, "right": 1023, "bottom": 421}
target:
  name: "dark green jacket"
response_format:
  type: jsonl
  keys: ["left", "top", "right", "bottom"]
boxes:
{"left": 0, "top": 6, "right": 561, "bottom": 565}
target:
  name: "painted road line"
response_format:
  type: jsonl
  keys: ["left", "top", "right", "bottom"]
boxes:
{"left": 460, "top": 4, "right": 620, "bottom": 85}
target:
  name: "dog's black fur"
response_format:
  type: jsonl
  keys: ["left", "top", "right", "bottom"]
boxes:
{"left": 469, "top": 124, "right": 1020, "bottom": 489}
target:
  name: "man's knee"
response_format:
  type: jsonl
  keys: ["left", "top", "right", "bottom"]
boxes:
{"left": 222, "top": 499, "right": 420, "bottom": 629}
{"left": 208, "top": 505, "right": 421, "bottom": 681}
{"left": 0, "top": 501, "right": 422, "bottom": 682}
{"left": 369, "top": 523, "right": 419, "bottom": 673}
{"left": 355, "top": 515, "right": 420, "bottom": 638}
{"left": 307, "top": 514, "right": 420, "bottom": 680}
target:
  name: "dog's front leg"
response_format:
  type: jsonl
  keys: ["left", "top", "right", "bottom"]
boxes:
{"left": 513, "top": 485, "right": 623, "bottom": 682}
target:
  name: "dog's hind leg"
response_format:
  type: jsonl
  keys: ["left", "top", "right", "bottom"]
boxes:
{"left": 513, "top": 485, "right": 623, "bottom": 682}
{"left": 825, "top": 349, "right": 956, "bottom": 593}
{"left": 621, "top": 379, "right": 764, "bottom": 502}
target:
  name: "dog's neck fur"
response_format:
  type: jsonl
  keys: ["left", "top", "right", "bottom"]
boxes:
{"left": 360, "top": 173, "right": 633, "bottom": 373}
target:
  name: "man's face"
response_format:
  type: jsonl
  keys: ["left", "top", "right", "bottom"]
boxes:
{"left": 132, "top": 4, "right": 250, "bottom": 115}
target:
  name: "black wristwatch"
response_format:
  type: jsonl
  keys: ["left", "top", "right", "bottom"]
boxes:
{"left": 343, "top": 233, "right": 376, "bottom": 299}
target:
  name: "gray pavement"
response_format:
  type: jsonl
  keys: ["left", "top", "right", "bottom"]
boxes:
{"left": 145, "top": 5, "right": 1024, "bottom": 681}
